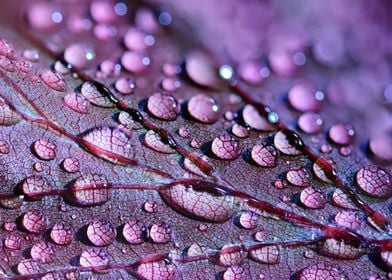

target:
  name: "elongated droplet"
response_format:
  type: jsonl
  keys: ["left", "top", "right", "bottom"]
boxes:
{"left": 242, "top": 105, "right": 275, "bottom": 131}
{"left": 80, "top": 248, "right": 109, "bottom": 269}
{"left": 0, "top": 98, "right": 21, "bottom": 126}
{"left": 64, "top": 92, "right": 90, "bottom": 114}
{"left": 316, "top": 238, "right": 366, "bottom": 260}
{"left": 40, "top": 71, "right": 67, "bottom": 92}
{"left": 134, "top": 257, "right": 177, "bottom": 280}
{"left": 81, "top": 81, "right": 115, "bottom": 107}
{"left": 144, "top": 130, "right": 175, "bottom": 154}
{"left": 249, "top": 245, "right": 280, "bottom": 264}
{"left": 67, "top": 174, "right": 110, "bottom": 206}
{"left": 218, "top": 245, "right": 245, "bottom": 266}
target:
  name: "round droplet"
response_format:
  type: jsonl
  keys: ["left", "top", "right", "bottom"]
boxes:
{"left": 249, "top": 245, "right": 280, "bottom": 264}
{"left": 242, "top": 105, "right": 275, "bottom": 131}
{"left": 298, "top": 113, "right": 323, "bottom": 134}
{"left": 124, "top": 28, "right": 146, "bottom": 51}
{"left": 23, "top": 49, "right": 40, "bottom": 62}
{"left": 61, "top": 157, "right": 80, "bottom": 173}
{"left": 286, "top": 167, "right": 310, "bottom": 187}
{"left": 187, "top": 93, "right": 220, "bottom": 124}
{"left": 274, "top": 179, "right": 288, "bottom": 189}
{"left": 4, "top": 234, "right": 22, "bottom": 250}
{"left": 219, "top": 245, "right": 245, "bottom": 266}
{"left": 237, "top": 60, "right": 268, "bottom": 85}
{"left": 81, "top": 81, "right": 115, "bottom": 108}
{"left": 16, "top": 259, "right": 40, "bottom": 275}
{"left": 39, "top": 71, "right": 66, "bottom": 92}
{"left": 300, "top": 187, "right": 326, "bottom": 209}
{"left": 178, "top": 127, "right": 190, "bottom": 138}
{"left": 21, "top": 210, "right": 46, "bottom": 234}
{"left": 90, "top": 0, "right": 117, "bottom": 23}
{"left": 147, "top": 92, "right": 180, "bottom": 121}
{"left": 313, "top": 158, "right": 336, "bottom": 183}
{"left": 328, "top": 123, "right": 355, "bottom": 146}
{"left": 320, "top": 143, "right": 332, "bottom": 154}
{"left": 50, "top": 221, "right": 74, "bottom": 245}
{"left": 0, "top": 38, "right": 14, "bottom": 57}
{"left": 273, "top": 131, "right": 302, "bottom": 155}
{"left": 211, "top": 134, "right": 241, "bottom": 160}
{"left": 87, "top": 220, "right": 116, "bottom": 246}
{"left": 25, "top": 2, "right": 59, "bottom": 31}
{"left": 67, "top": 174, "right": 110, "bottom": 206}
{"left": 20, "top": 175, "right": 49, "bottom": 200}
{"left": 185, "top": 51, "right": 220, "bottom": 88}
{"left": 115, "top": 78, "right": 135, "bottom": 95}
{"left": 64, "top": 43, "right": 94, "bottom": 69}
{"left": 0, "top": 56, "right": 15, "bottom": 72}
{"left": 121, "top": 51, "right": 147, "bottom": 73}
{"left": 0, "top": 140, "right": 10, "bottom": 154}
{"left": 149, "top": 223, "right": 171, "bottom": 244}
{"left": 356, "top": 166, "right": 392, "bottom": 198}
{"left": 251, "top": 143, "right": 278, "bottom": 167}
{"left": 316, "top": 238, "right": 365, "bottom": 260}
{"left": 238, "top": 211, "right": 258, "bottom": 229}
{"left": 80, "top": 248, "right": 109, "bottom": 268}
{"left": 339, "top": 147, "right": 351, "bottom": 157}
{"left": 30, "top": 242, "right": 54, "bottom": 263}
{"left": 334, "top": 210, "right": 362, "bottom": 230}
{"left": 369, "top": 134, "right": 392, "bottom": 162}
{"left": 161, "top": 78, "right": 181, "bottom": 92}
{"left": 231, "top": 124, "right": 250, "bottom": 138}
{"left": 135, "top": 258, "right": 177, "bottom": 280}
{"left": 331, "top": 189, "right": 357, "bottom": 210}
{"left": 100, "top": 60, "right": 121, "bottom": 77}
{"left": 296, "top": 263, "right": 346, "bottom": 280}
{"left": 122, "top": 219, "right": 145, "bottom": 245}
{"left": 183, "top": 153, "right": 209, "bottom": 177}
{"left": 33, "top": 138, "right": 57, "bottom": 160}
{"left": 288, "top": 84, "right": 324, "bottom": 112}
{"left": 144, "top": 130, "right": 175, "bottom": 154}
{"left": 0, "top": 97, "right": 21, "bottom": 126}
{"left": 223, "top": 266, "right": 246, "bottom": 280}
{"left": 144, "top": 200, "right": 158, "bottom": 213}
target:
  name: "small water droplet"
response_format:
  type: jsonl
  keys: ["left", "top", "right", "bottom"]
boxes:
{"left": 288, "top": 84, "right": 324, "bottom": 112}
{"left": 242, "top": 105, "right": 275, "bottom": 131}
{"left": 296, "top": 263, "right": 346, "bottom": 280}
{"left": 32, "top": 138, "right": 57, "bottom": 160}
{"left": 79, "top": 248, "right": 109, "bottom": 269}
{"left": 161, "top": 78, "right": 181, "bottom": 92}
{"left": 122, "top": 219, "right": 145, "bottom": 245}
{"left": 147, "top": 92, "right": 180, "bottom": 121}
{"left": 21, "top": 210, "right": 46, "bottom": 234}
{"left": 356, "top": 165, "right": 392, "bottom": 198}
{"left": 61, "top": 157, "right": 80, "bottom": 173}
{"left": 185, "top": 51, "right": 220, "bottom": 88}
{"left": 219, "top": 64, "right": 234, "bottom": 80}
{"left": 90, "top": 1, "right": 117, "bottom": 23}
{"left": 0, "top": 195, "right": 22, "bottom": 209}
{"left": 187, "top": 93, "right": 220, "bottom": 124}
{"left": 219, "top": 245, "right": 245, "bottom": 266}
{"left": 0, "top": 98, "right": 21, "bottom": 126}
{"left": 237, "top": 60, "right": 268, "bottom": 85}
{"left": 238, "top": 211, "right": 258, "bottom": 229}
{"left": 223, "top": 266, "right": 246, "bottom": 280}
{"left": 115, "top": 78, "right": 135, "bottom": 95}
{"left": 144, "top": 130, "right": 175, "bottom": 154}
{"left": 0, "top": 56, "right": 15, "bottom": 72}
{"left": 231, "top": 124, "right": 250, "bottom": 138}
{"left": 331, "top": 189, "right": 357, "bottom": 210}
{"left": 0, "top": 38, "right": 14, "bottom": 57}
{"left": 313, "top": 158, "right": 336, "bottom": 183}
{"left": 124, "top": 27, "right": 147, "bottom": 51}
{"left": 320, "top": 143, "right": 332, "bottom": 154}
{"left": 19, "top": 175, "right": 49, "bottom": 200}
{"left": 149, "top": 222, "right": 171, "bottom": 244}
{"left": 39, "top": 71, "right": 66, "bottom": 92}
{"left": 251, "top": 143, "right": 278, "bottom": 167}
{"left": 273, "top": 131, "right": 302, "bottom": 155}
{"left": 334, "top": 210, "right": 362, "bottom": 230}
{"left": 211, "top": 134, "right": 241, "bottom": 160}
{"left": 178, "top": 126, "right": 190, "bottom": 138}
{"left": 328, "top": 123, "right": 355, "bottom": 146}
{"left": 286, "top": 167, "right": 310, "bottom": 187}
{"left": 299, "top": 187, "right": 326, "bottom": 209}
{"left": 80, "top": 81, "right": 115, "bottom": 108}
{"left": 64, "top": 43, "right": 94, "bottom": 69}
{"left": 143, "top": 200, "right": 158, "bottom": 213}
{"left": 273, "top": 179, "right": 288, "bottom": 189}
{"left": 23, "top": 49, "right": 40, "bottom": 62}
{"left": 4, "top": 234, "right": 22, "bottom": 250}
{"left": 16, "top": 259, "right": 41, "bottom": 275}
{"left": 298, "top": 113, "right": 323, "bottom": 134}
{"left": 339, "top": 146, "right": 351, "bottom": 157}
{"left": 50, "top": 221, "right": 74, "bottom": 245}
{"left": 0, "top": 140, "right": 10, "bottom": 154}
{"left": 87, "top": 220, "right": 116, "bottom": 246}
{"left": 249, "top": 245, "right": 280, "bottom": 264}
{"left": 121, "top": 51, "right": 147, "bottom": 73}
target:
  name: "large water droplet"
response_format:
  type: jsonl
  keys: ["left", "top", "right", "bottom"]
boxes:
{"left": 298, "top": 113, "right": 323, "bottom": 134}
{"left": 316, "top": 238, "right": 365, "bottom": 260}
{"left": 79, "top": 248, "right": 109, "bottom": 269}
{"left": 115, "top": 78, "right": 135, "bottom": 95}
{"left": 64, "top": 43, "right": 94, "bottom": 69}
{"left": 0, "top": 140, "right": 10, "bottom": 154}
{"left": 331, "top": 189, "right": 357, "bottom": 210}
{"left": 187, "top": 93, "right": 220, "bottom": 124}
{"left": 299, "top": 187, "right": 326, "bottom": 209}
{"left": 50, "top": 221, "right": 74, "bottom": 245}
{"left": 33, "top": 138, "right": 57, "bottom": 160}
{"left": 64, "top": 92, "right": 90, "bottom": 114}
{"left": 369, "top": 134, "right": 392, "bottom": 162}
{"left": 81, "top": 81, "right": 115, "bottom": 108}
{"left": 0, "top": 98, "right": 21, "bottom": 126}
{"left": 251, "top": 143, "right": 278, "bottom": 167}
{"left": 273, "top": 131, "right": 302, "bottom": 155}
{"left": 25, "top": 2, "right": 59, "bottom": 31}
{"left": 312, "top": 158, "right": 336, "bottom": 183}
{"left": 242, "top": 105, "right": 275, "bottom": 131}
{"left": 286, "top": 167, "right": 310, "bottom": 187}
{"left": 149, "top": 222, "right": 171, "bottom": 244}
{"left": 380, "top": 249, "right": 392, "bottom": 270}
{"left": 288, "top": 84, "right": 324, "bottom": 112}
{"left": 67, "top": 174, "right": 110, "bottom": 206}
{"left": 16, "top": 259, "right": 41, "bottom": 275}
{"left": 223, "top": 266, "right": 247, "bottom": 280}
{"left": 183, "top": 153, "right": 209, "bottom": 177}
{"left": 21, "top": 210, "right": 47, "bottom": 234}
{"left": 4, "top": 234, "right": 22, "bottom": 250}
{"left": 122, "top": 219, "right": 145, "bottom": 245}
{"left": 356, "top": 166, "right": 392, "bottom": 198}
{"left": 249, "top": 245, "right": 280, "bottom": 264}
{"left": 219, "top": 245, "right": 245, "bottom": 266}
{"left": 211, "top": 134, "right": 241, "bottom": 160}
{"left": 19, "top": 175, "right": 49, "bottom": 200}
{"left": 328, "top": 123, "right": 355, "bottom": 146}
{"left": 144, "top": 130, "right": 175, "bottom": 154}
{"left": 147, "top": 92, "right": 180, "bottom": 121}
{"left": 90, "top": 0, "right": 117, "bottom": 23}
{"left": 185, "top": 51, "right": 220, "bottom": 88}
{"left": 124, "top": 27, "right": 147, "bottom": 51}
{"left": 30, "top": 241, "right": 54, "bottom": 263}
{"left": 121, "top": 51, "right": 148, "bottom": 73}
{"left": 334, "top": 210, "right": 362, "bottom": 230}
{"left": 87, "top": 220, "right": 116, "bottom": 246}
{"left": 296, "top": 263, "right": 346, "bottom": 280}
{"left": 134, "top": 257, "right": 177, "bottom": 280}
{"left": 39, "top": 71, "right": 67, "bottom": 92}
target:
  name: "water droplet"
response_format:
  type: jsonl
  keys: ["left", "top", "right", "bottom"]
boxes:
{"left": 39, "top": 71, "right": 66, "bottom": 92}
{"left": 0, "top": 56, "right": 15, "bottom": 72}
{"left": 33, "top": 138, "right": 57, "bottom": 160}
{"left": 187, "top": 93, "right": 220, "bottom": 124}
{"left": 61, "top": 157, "right": 80, "bottom": 173}
{"left": 356, "top": 166, "right": 392, "bottom": 198}
{"left": 0, "top": 195, "right": 22, "bottom": 209}
{"left": 63, "top": 92, "right": 90, "bottom": 114}
{"left": 334, "top": 210, "right": 362, "bottom": 230}
{"left": 183, "top": 153, "right": 209, "bottom": 177}
{"left": 288, "top": 84, "right": 324, "bottom": 112}
{"left": 33, "top": 162, "right": 43, "bottom": 172}
{"left": 50, "top": 221, "right": 74, "bottom": 245}
{"left": 90, "top": 0, "right": 117, "bottom": 23}
{"left": 0, "top": 38, "right": 14, "bottom": 57}
{"left": 25, "top": 2, "right": 59, "bottom": 31}
{"left": 159, "top": 182, "right": 236, "bottom": 223}
{"left": 242, "top": 105, "right": 275, "bottom": 131}
{"left": 4, "top": 234, "right": 22, "bottom": 250}
{"left": 19, "top": 175, "right": 49, "bottom": 200}
{"left": 178, "top": 127, "right": 190, "bottom": 138}
{"left": 161, "top": 78, "right": 181, "bottom": 92}
{"left": 122, "top": 219, "right": 145, "bottom": 244}
{"left": 369, "top": 134, "right": 392, "bottom": 162}
{"left": 328, "top": 123, "right": 355, "bottom": 146}
{"left": 185, "top": 51, "right": 220, "bottom": 88}
{"left": 320, "top": 143, "right": 332, "bottom": 154}
{"left": 381, "top": 250, "right": 392, "bottom": 270}
{"left": 67, "top": 174, "right": 110, "bottom": 206}
{"left": 16, "top": 259, "right": 40, "bottom": 275}
{"left": 149, "top": 222, "right": 171, "bottom": 244}
{"left": 87, "top": 219, "right": 116, "bottom": 246}
{"left": 64, "top": 43, "right": 94, "bottom": 69}
{"left": 81, "top": 81, "right": 115, "bottom": 108}
{"left": 219, "top": 64, "right": 234, "bottom": 80}
{"left": 218, "top": 245, "right": 245, "bottom": 266}
{"left": 144, "top": 130, "right": 175, "bottom": 154}
{"left": 80, "top": 248, "right": 109, "bottom": 269}
{"left": 273, "top": 179, "right": 288, "bottom": 189}
{"left": 0, "top": 140, "right": 10, "bottom": 154}
{"left": 238, "top": 211, "right": 258, "bottom": 229}
{"left": 237, "top": 60, "right": 268, "bottom": 85}
{"left": 296, "top": 263, "right": 346, "bottom": 280}
{"left": 300, "top": 187, "right": 326, "bottom": 209}
{"left": 303, "top": 250, "right": 315, "bottom": 259}
{"left": 135, "top": 258, "right": 177, "bottom": 280}
{"left": 121, "top": 51, "right": 147, "bottom": 73}
{"left": 313, "top": 158, "right": 336, "bottom": 183}
{"left": 211, "top": 134, "right": 241, "bottom": 160}
{"left": 249, "top": 245, "right": 280, "bottom": 264}
{"left": 268, "top": 50, "right": 298, "bottom": 77}
{"left": 231, "top": 124, "right": 250, "bottom": 138}
{"left": 331, "top": 189, "right": 357, "bottom": 210}
{"left": 81, "top": 126, "right": 134, "bottom": 163}
{"left": 147, "top": 92, "right": 180, "bottom": 121}
{"left": 0, "top": 98, "right": 21, "bottom": 126}
{"left": 124, "top": 27, "right": 147, "bottom": 51}
{"left": 339, "top": 146, "right": 351, "bottom": 157}
{"left": 223, "top": 266, "right": 246, "bottom": 280}
{"left": 273, "top": 131, "right": 302, "bottom": 155}
{"left": 3, "top": 221, "right": 16, "bottom": 232}
{"left": 115, "top": 78, "right": 135, "bottom": 95}
{"left": 30, "top": 242, "right": 54, "bottom": 263}
{"left": 298, "top": 113, "right": 323, "bottom": 134}
{"left": 21, "top": 210, "right": 46, "bottom": 234}
{"left": 286, "top": 167, "right": 310, "bottom": 187}
{"left": 316, "top": 238, "right": 365, "bottom": 260}
{"left": 23, "top": 49, "right": 40, "bottom": 62}
{"left": 251, "top": 143, "right": 278, "bottom": 168}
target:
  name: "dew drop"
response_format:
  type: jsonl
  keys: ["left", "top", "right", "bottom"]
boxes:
{"left": 33, "top": 138, "right": 57, "bottom": 160}
{"left": 33, "top": 162, "right": 44, "bottom": 172}
{"left": 0, "top": 56, "right": 15, "bottom": 72}
{"left": 238, "top": 211, "right": 258, "bottom": 229}
{"left": 218, "top": 245, "right": 245, "bottom": 266}
{"left": 185, "top": 51, "right": 220, "bottom": 88}
{"left": 187, "top": 243, "right": 206, "bottom": 256}
{"left": 223, "top": 266, "right": 246, "bottom": 280}
{"left": 23, "top": 49, "right": 40, "bottom": 62}
{"left": 296, "top": 263, "right": 346, "bottom": 280}
{"left": 115, "top": 78, "right": 135, "bottom": 95}
{"left": 4, "top": 234, "right": 22, "bottom": 250}
{"left": 135, "top": 258, "right": 177, "bottom": 280}
{"left": 50, "top": 221, "right": 74, "bottom": 245}
{"left": 320, "top": 144, "right": 332, "bottom": 154}
{"left": 90, "top": 0, "right": 117, "bottom": 23}
{"left": 274, "top": 179, "right": 288, "bottom": 190}
{"left": 80, "top": 248, "right": 109, "bottom": 268}
{"left": 381, "top": 250, "right": 392, "bottom": 270}
{"left": 61, "top": 157, "right": 80, "bottom": 173}
{"left": 39, "top": 71, "right": 66, "bottom": 92}
{"left": 149, "top": 222, "right": 172, "bottom": 244}
{"left": 159, "top": 182, "right": 237, "bottom": 223}
{"left": 16, "top": 259, "right": 40, "bottom": 275}
{"left": 178, "top": 126, "right": 190, "bottom": 138}
{"left": 100, "top": 60, "right": 121, "bottom": 78}
{"left": 0, "top": 38, "right": 14, "bottom": 57}
{"left": 369, "top": 134, "right": 392, "bottom": 162}
{"left": 144, "top": 130, "right": 175, "bottom": 154}
{"left": 124, "top": 28, "right": 147, "bottom": 51}
{"left": 251, "top": 143, "right": 278, "bottom": 168}
{"left": 299, "top": 187, "right": 326, "bottom": 209}
{"left": 242, "top": 105, "right": 276, "bottom": 131}
{"left": 249, "top": 245, "right": 280, "bottom": 264}
{"left": 298, "top": 113, "right": 323, "bottom": 134}
{"left": 122, "top": 219, "right": 145, "bottom": 245}
{"left": 331, "top": 189, "right": 357, "bottom": 210}
{"left": 64, "top": 43, "right": 94, "bottom": 69}
{"left": 211, "top": 134, "right": 241, "bottom": 160}
{"left": 30, "top": 242, "right": 54, "bottom": 263}
{"left": 288, "top": 84, "right": 324, "bottom": 112}
{"left": 328, "top": 123, "right": 355, "bottom": 146}
{"left": 21, "top": 210, "right": 46, "bottom": 234}
{"left": 19, "top": 175, "right": 49, "bottom": 200}
{"left": 0, "top": 140, "right": 10, "bottom": 154}
{"left": 356, "top": 166, "right": 392, "bottom": 198}
{"left": 147, "top": 92, "right": 180, "bottom": 121}
{"left": 0, "top": 98, "right": 21, "bottom": 126}
{"left": 183, "top": 153, "right": 209, "bottom": 177}
{"left": 187, "top": 93, "right": 220, "bottom": 124}
{"left": 231, "top": 124, "right": 250, "bottom": 138}
{"left": 313, "top": 158, "right": 336, "bottom": 183}
{"left": 273, "top": 131, "right": 302, "bottom": 155}
{"left": 286, "top": 167, "right": 310, "bottom": 187}
{"left": 237, "top": 60, "right": 267, "bottom": 85}
{"left": 143, "top": 200, "right": 158, "bottom": 213}
{"left": 3, "top": 221, "right": 16, "bottom": 232}
{"left": 87, "top": 220, "right": 116, "bottom": 246}
{"left": 80, "top": 81, "right": 115, "bottom": 108}
{"left": 121, "top": 51, "right": 147, "bottom": 73}
{"left": 67, "top": 174, "right": 110, "bottom": 206}
{"left": 0, "top": 195, "right": 22, "bottom": 209}
{"left": 334, "top": 210, "right": 362, "bottom": 230}
{"left": 339, "top": 146, "right": 351, "bottom": 157}
{"left": 316, "top": 238, "right": 365, "bottom": 260}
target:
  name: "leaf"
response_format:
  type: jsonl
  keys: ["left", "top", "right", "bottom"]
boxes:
{"left": 0, "top": 1, "right": 391, "bottom": 279}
